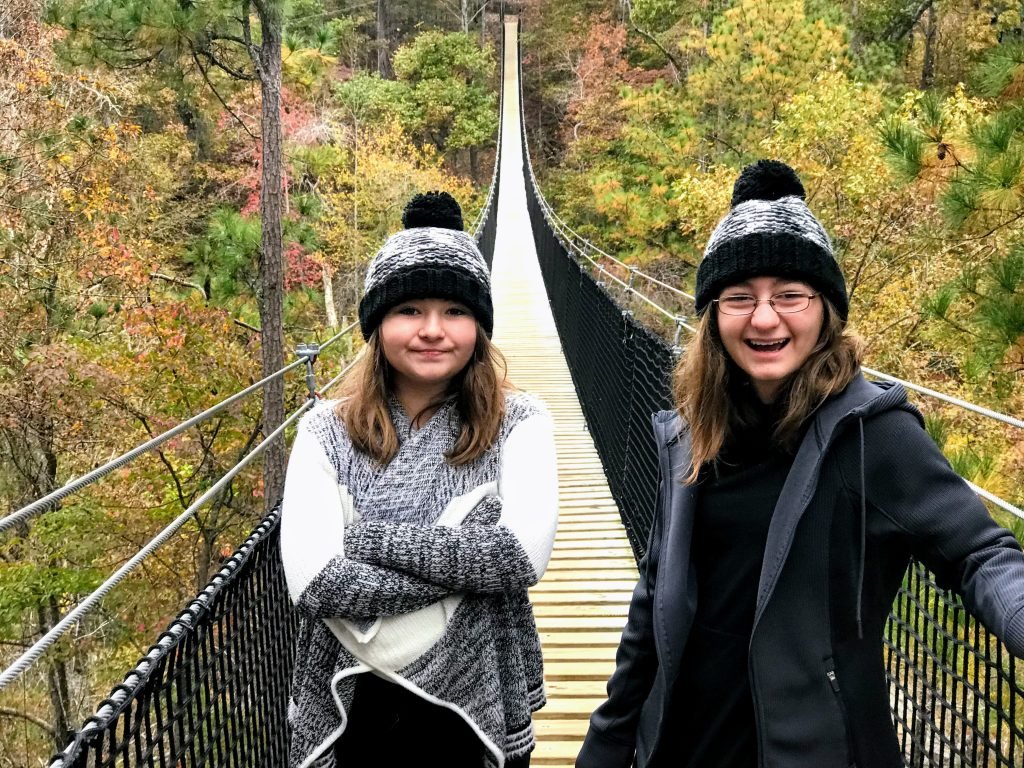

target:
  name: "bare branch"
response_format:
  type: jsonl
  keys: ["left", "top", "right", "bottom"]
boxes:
{"left": 0, "top": 707, "right": 57, "bottom": 738}
{"left": 190, "top": 51, "right": 259, "bottom": 140}
{"left": 195, "top": 45, "right": 257, "bottom": 82}
{"left": 208, "top": 33, "right": 250, "bottom": 48}
{"left": 631, "top": 25, "right": 682, "bottom": 85}
{"left": 150, "top": 272, "right": 207, "bottom": 299}
{"left": 885, "top": 0, "right": 934, "bottom": 44}
{"left": 233, "top": 318, "right": 261, "bottom": 333}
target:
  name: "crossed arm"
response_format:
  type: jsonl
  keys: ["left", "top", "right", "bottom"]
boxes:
{"left": 280, "top": 406, "right": 558, "bottom": 620}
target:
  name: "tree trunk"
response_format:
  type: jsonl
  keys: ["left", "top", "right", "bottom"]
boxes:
{"left": 470, "top": 145, "right": 479, "bottom": 184}
{"left": 254, "top": 1, "right": 286, "bottom": 512}
{"left": 39, "top": 595, "right": 72, "bottom": 751}
{"left": 887, "top": 0, "right": 933, "bottom": 45}
{"left": 38, "top": 431, "right": 73, "bottom": 752}
{"left": 920, "top": 3, "right": 938, "bottom": 89}
{"left": 850, "top": 0, "right": 861, "bottom": 54}
{"left": 322, "top": 265, "right": 338, "bottom": 329}
{"left": 376, "top": 0, "right": 393, "bottom": 79}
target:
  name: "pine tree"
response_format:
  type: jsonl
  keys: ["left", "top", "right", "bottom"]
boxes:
{"left": 51, "top": 0, "right": 290, "bottom": 508}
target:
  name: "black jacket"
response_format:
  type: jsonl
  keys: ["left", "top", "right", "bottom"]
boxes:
{"left": 577, "top": 374, "right": 1024, "bottom": 768}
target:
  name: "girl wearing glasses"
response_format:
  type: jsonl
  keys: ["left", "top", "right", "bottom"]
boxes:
{"left": 577, "top": 160, "right": 1024, "bottom": 768}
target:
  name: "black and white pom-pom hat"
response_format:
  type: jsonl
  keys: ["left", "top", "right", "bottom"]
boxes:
{"left": 694, "top": 160, "right": 849, "bottom": 322}
{"left": 358, "top": 191, "right": 494, "bottom": 340}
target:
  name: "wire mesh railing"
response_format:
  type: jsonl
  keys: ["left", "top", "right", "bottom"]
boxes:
{"left": 47, "top": 507, "right": 297, "bottom": 768}
{"left": 517, "top": 18, "right": 1023, "bottom": 766}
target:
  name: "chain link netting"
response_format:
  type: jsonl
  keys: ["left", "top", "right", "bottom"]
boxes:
{"left": 521, "top": 120, "right": 1023, "bottom": 768}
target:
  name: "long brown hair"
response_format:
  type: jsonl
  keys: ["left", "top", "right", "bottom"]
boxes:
{"left": 674, "top": 298, "right": 862, "bottom": 484}
{"left": 337, "top": 323, "right": 510, "bottom": 466}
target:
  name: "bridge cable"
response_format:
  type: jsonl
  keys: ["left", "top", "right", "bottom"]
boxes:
{"left": 519, "top": 86, "right": 1022, "bottom": 520}
{"left": 0, "top": 321, "right": 358, "bottom": 536}
{"left": 0, "top": 396, "right": 316, "bottom": 691}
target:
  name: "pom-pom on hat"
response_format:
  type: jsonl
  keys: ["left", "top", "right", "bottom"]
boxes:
{"left": 694, "top": 159, "right": 849, "bottom": 321}
{"left": 358, "top": 191, "right": 493, "bottom": 340}
{"left": 402, "top": 190, "right": 465, "bottom": 230}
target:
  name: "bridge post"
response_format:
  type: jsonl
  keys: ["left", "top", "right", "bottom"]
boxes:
{"left": 671, "top": 317, "right": 687, "bottom": 356}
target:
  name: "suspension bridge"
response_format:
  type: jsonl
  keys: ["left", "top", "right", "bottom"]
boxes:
{"left": 2, "top": 14, "right": 1023, "bottom": 768}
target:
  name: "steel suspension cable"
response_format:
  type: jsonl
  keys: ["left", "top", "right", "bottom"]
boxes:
{"left": 526, "top": 153, "right": 1023, "bottom": 433}
{"left": 0, "top": 397, "right": 316, "bottom": 691}
{"left": 0, "top": 323, "right": 359, "bottom": 536}
{"left": 533, "top": 192, "right": 695, "bottom": 301}
{"left": 519, "top": 78, "right": 1021, "bottom": 520}
{"left": 861, "top": 366, "right": 1024, "bottom": 430}
{"left": 319, "top": 350, "right": 366, "bottom": 395}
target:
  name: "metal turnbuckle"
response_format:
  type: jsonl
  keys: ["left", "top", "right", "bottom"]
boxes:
{"left": 295, "top": 342, "right": 321, "bottom": 399}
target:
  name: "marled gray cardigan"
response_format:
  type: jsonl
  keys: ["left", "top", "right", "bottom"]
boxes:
{"left": 280, "top": 393, "right": 558, "bottom": 768}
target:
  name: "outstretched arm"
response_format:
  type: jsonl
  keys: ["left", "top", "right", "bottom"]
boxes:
{"left": 855, "top": 409, "right": 1024, "bottom": 657}
{"left": 344, "top": 409, "right": 559, "bottom": 593}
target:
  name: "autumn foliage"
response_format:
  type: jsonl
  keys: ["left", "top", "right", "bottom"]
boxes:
{"left": 0, "top": 4, "right": 499, "bottom": 763}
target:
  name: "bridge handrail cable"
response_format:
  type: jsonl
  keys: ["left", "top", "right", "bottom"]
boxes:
{"left": 530, "top": 184, "right": 695, "bottom": 301}
{"left": 519, "top": 79, "right": 1023, "bottom": 431}
{"left": 522, "top": 133, "right": 1023, "bottom": 430}
{"left": 33, "top": 23, "right": 505, "bottom": 761}
{"left": 0, "top": 396, "right": 315, "bottom": 691}
{"left": 0, "top": 321, "right": 359, "bottom": 536}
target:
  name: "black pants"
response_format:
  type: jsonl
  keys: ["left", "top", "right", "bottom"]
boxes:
{"left": 334, "top": 674, "right": 531, "bottom": 767}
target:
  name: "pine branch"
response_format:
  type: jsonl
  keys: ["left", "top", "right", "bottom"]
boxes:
{"left": 631, "top": 24, "right": 682, "bottom": 84}
{"left": 190, "top": 51, "right": 259, "bottom": 140}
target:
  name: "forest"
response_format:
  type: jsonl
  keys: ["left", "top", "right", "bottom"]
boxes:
{"left": 521, "top": 0, "right": 1023, "bottom": 536}
{"left": 1, "top": 0, "right": 1022, "bottom": 765}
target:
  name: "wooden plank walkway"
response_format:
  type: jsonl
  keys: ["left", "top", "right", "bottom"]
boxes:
{"left": 490, "top": 19, "right": 637, "bottom": 766}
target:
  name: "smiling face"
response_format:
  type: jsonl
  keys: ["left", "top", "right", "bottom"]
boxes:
{"left": 379, "top": 298, "right": 478, "bottom": 399}
{"left": 716, "top": 276, "right": 825, "bottom": 403}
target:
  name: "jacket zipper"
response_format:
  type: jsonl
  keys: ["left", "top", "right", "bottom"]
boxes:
{"left": 825, "top": 662, "right": 857, "bottom": 768}
{"left": 749, "top": 657, "right": 768, "bottom": 767}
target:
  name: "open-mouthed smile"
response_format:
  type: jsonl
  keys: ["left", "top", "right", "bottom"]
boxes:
{"left": 744, "top": 339, "right": 790, "bottom": 353}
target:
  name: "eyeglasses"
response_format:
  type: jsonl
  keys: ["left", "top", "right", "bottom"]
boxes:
{"left": 713, "top": 291, "right": 820, "bottom": 316}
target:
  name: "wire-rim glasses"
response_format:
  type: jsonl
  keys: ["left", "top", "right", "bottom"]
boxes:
{"left": 713, "top": 292, "right": 820, "bottom": 316}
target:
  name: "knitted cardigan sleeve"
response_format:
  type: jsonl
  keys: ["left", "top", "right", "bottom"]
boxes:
{"left": 280, "top": 409, "right": 456, "bottom": 620}
{"left": 343, "top": 409, "right": 559, "bottom": 593}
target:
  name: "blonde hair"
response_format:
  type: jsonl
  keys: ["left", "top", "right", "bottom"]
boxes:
{"left": 337, "top": 324, "right": 510, "bottom": 466}
{"left": 674, "top": 298, "right": 862, "bottom": 484}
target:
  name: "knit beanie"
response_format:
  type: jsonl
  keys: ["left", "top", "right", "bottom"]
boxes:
{"left": 694, "top": 160, "right": 849, "bottom": 321}
{"left": 358, "top": 191, "right": 493, "bottom": 340}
